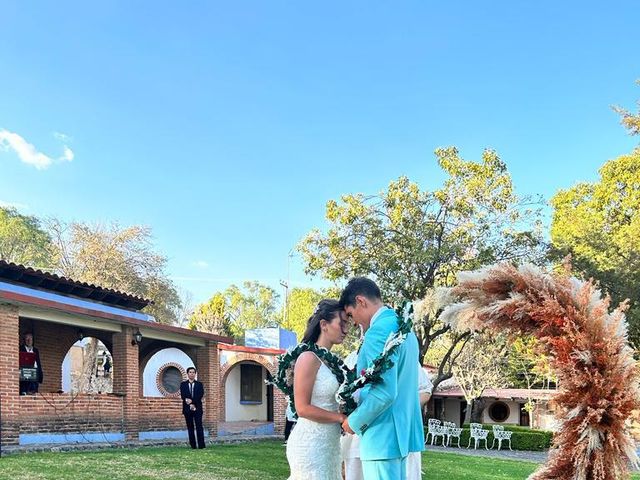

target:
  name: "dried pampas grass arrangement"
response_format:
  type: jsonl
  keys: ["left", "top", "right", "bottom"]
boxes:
{"left": 440, "top": 263, "right": 640, "bottom": 480}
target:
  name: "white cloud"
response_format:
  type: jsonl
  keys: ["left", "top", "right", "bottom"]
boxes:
{"left": 0, "top": 129, "right": 53, "bottom": 169}
{"left": 0, "top": 129, "right": 74, "bottom": 169}
{"left": 61, "top": 146, "right": 74, "bottom": 162}
{"left": 192, "top": 260, "right": 210, "bottom": 269}
{"left": 53, "top": 131, "right": 72, "bottom": 142}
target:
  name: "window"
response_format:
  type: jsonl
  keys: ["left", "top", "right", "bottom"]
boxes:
{"left": 161, "top": 366, "right": 182, "bottom": 395}
{"left": 488, "top": 401, "right": 510, "bottom": 423}
{"left": 240, "top": 364, "right": 263, "bottom": 404}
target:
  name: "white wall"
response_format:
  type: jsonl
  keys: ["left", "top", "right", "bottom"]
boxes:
{"left": 533, "top": 403, "right": 558, "bottom": 431}
{"left": 61, "top": 352, "right": 71, "bottom": 392}
{"left": 143, "top": 348, "right": 194, "bottom": 397}
{"left": 434, "top": 398, "right": 525, "bottom": 426}
{"left": 225, "top": 365, "right": 268, "bottom": 422}
{"left": 482, "top": 400, "right": 521, "bottom": 425}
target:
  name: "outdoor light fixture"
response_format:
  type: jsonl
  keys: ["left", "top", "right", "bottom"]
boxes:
{"left": 132, "top": 329, "right": 143, "bottom": 346}
{"left": 77, "top": 329, "right": 84, "bottom": 341}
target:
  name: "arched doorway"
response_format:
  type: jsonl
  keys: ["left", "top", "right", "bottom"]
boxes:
{"left": 219, "top": 352, "right": 277, "bottom": 436}
{"left": 61, "top": 337, "right": 113, "bottom": 394}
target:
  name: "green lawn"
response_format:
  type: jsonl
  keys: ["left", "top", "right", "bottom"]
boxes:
{"left": 0, "top": 441, "right": 638, "bottom": 480}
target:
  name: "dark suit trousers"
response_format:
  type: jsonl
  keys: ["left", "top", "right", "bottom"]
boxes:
{"left": 184, "top": 410, "right": 205, "bottom": 449}
{"left": 20, "top": 381, "right": 39, "bottom": 394}
{"left": 284, "top": 419, "right": 295, "bottom": 441}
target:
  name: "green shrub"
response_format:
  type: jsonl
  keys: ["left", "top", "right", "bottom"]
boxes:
{"left": 426, "top": 424, "right": 553, "bottom": 451}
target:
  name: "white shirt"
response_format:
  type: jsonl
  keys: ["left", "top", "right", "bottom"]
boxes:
{"left": 369, "top": 306, "right": 388, "bottom": 328}
{"left": 286, "top": 403, "right": 297, "bottom": 422}
{"left": 418, "top": 365, "right": 433, "bottom": 394}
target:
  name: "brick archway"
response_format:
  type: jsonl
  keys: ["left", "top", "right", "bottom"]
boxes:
{"left": 220, "top": 352, "right": 276, "bottom": 381}
{"left": 219, "top": 352, "right": 285, "bottom": 435}
{"left": 58, "top": 333, "right": 115, "bottom": 394}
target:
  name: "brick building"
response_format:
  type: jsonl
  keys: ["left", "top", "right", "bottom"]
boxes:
{"left": 0, "top": 261, "right": 286, "bottom": 453}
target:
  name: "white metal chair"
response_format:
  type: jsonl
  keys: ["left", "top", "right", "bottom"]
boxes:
{"left": 430, "top": 424, "right": 448, "bottom": 446}
{"left": 444, "top": 421, "right": 463, "bottom": 448}
{"left": 491, "top": 425, "right": 513, "bottom": 450}
{"left": 467, "top": 423, "right": 489, "bottom": 450}
{"left": 425, "top": 419, "right": 442, "bottom": 445}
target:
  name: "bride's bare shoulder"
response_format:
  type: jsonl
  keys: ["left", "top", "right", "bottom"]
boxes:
{"left": 295, "top": 351, "right": 321, "bottom": 372}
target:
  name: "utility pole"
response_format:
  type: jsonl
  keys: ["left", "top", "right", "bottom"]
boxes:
{"left": 280, "top": 248, "right": 295, "bottom": 328}
{"left": 279, "top": 279, "right": 289, "bottom": 327}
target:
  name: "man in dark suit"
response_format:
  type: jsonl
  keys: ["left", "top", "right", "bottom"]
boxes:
{"left": 180, "top": 366, "right": 206, "bottom": 449}
{"left": 20, "top": 332, "right": 43, "bottom": 395}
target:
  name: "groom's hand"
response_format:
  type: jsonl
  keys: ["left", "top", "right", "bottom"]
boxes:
{"left": 342, "top": 417, "right": 355, "bottom": 435}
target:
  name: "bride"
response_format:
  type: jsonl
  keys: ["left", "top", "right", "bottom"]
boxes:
{"left": 286, "top": 299, "right": 348, "bottom": 480}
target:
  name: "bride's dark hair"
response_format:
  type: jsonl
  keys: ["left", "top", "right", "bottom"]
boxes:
{"left": 302, "top": 299, "right": 341, "bottom": 344}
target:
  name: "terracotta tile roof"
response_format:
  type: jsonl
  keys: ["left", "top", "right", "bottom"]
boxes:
{"left": 0, "top": 260, "right": 150, "bottom": 311}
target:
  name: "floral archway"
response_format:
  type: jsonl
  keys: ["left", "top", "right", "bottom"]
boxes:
{"left": 440, "top": 263, "right": 640, "bottom": 480}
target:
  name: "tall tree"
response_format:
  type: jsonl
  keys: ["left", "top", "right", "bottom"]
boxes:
{"left": 299, "top": 147, "right": 544, "bottom": 387}
{"left": 505, "top": 336, "right": 556, "bottom": 391}
{"left": 0, "top": 207, "right": 55, "bottom": 267}
{"left": 277, "top": 285, "right": 360, "bottom": 355}
{"left": 175, "top": 288, "right": 195, "bottom": 328}
{"left": 224, "top": 281, "right": 280, "bottom": 337}
{"left": 279, "top": 287, "right": 324, "bottom": 337}
{"left": 504, "top": 336, "right": 556, "bottom": 417}
{"left": 47, "top": 220, "right": 182, "bottom": 325}
{"left": 613, "top": 79, "right": 640, "bottom": 136}
{"left": 551, "top": 148, "right": 640, "bottom": 344}
{"left": 188, "top": 292, "right": 232, "bottom": 336}
{"left": 451, "top": 333, "right": 509, "bottom": 423}
{"left": 190, "top": 281, "right": 280, "bottom": 341}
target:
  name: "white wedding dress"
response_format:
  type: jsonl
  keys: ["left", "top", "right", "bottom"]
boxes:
{"left": 286, "top": 357, "right": 342, "bottom": 480}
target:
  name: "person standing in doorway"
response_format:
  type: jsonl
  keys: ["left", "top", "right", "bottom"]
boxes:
{"left": 20, "top": 332, "right": 43, "bottom": 395}
{"left": 180, "top": 366, "right": 206, "bottom": 449}
{"left": 103, "top": 355, "right": 112, "bottom": 377}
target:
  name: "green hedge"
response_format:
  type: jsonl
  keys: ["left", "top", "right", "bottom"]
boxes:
{"left": 426, "top": 424, "right": 553, "bottom": 451}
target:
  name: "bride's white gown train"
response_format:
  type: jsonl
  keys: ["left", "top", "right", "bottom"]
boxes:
{"left": 286, "top": 358, "right": 342, "bottom": 480}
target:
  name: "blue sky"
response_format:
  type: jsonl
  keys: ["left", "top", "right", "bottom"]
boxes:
{"left": 1, "top": 1, "right": 638, "bottom": 306}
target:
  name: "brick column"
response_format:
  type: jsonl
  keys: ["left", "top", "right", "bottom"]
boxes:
{"left": 273, "top": 359, "right": 286, "bottom": 436}
{"left": 196, "top": 341, "right": 219, "bottom": 438}
{"left": 0, "top": 304, "right": 20, "bottom": 451}
{"left": 112, "top": 327, "right": 139, "bottom": 443}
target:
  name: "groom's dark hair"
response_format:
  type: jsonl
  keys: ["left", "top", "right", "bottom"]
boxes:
{"left": 339, "top": 277, "right": 381, "bottom": 308}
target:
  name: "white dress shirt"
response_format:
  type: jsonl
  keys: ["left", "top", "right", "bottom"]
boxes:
{"left": 369, "top": 306, "right": 388, "bottom": 328}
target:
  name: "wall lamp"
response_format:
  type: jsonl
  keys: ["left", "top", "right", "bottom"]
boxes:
{"left": 77, "top": 329, "right": 84, "bottom": 341}
{"left": 132, "top": 329, "right": 143, "bottom": 346}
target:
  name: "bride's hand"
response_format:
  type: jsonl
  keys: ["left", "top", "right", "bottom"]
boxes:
{"left": 337, "top": 413, "right": 347, "bottom": 424}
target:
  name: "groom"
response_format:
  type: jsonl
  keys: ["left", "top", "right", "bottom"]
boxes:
{"left": 340, "top": 277, "right": 424, "bottom": 480}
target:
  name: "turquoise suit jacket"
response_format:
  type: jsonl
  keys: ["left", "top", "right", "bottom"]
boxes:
{"left": 348, "top": 307, "right": 425, "bottom": 461}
